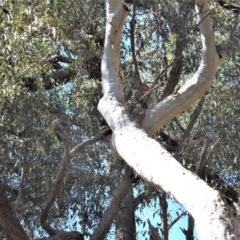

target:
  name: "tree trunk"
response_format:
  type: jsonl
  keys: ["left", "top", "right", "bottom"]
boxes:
{"left": 110, "top": 161, "right": 136, "bottom": 240}
{"left": 98, "top": 0, "right": 240, "bottom": 239}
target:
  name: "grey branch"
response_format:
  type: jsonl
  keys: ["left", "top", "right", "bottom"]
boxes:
{"left": 52, "top": 120, "right": 69, "bottom": 142}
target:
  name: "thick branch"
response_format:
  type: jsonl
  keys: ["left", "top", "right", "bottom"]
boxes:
{"left": 0, "top": 181, "right": 29, "bottom": 240}
{"left": 101, "top": 1, "right": 129, "bottom": 105}
{"left": 159, "top": 192, "right": 168, "bottom": 240}
{"left": 141, "top": 0, "right": 219, "bottom": 135}
{"left": 98, "top": 0, "right": 239, "bottom": 239}
{"left": 159, "top": 35, "right": 185, "bottom": 101}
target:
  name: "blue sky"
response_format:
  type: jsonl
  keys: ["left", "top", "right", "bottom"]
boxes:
{"left": 135, "top": 198, "right": 198, "bottom": 240}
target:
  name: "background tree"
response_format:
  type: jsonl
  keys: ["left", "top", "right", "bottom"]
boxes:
{"left": 0, "top": 0, "right": 240, "bottom": 239}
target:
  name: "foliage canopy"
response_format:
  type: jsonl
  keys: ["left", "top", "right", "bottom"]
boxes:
{"left": 0, "top": 0, "right": 240, "bottom": 239}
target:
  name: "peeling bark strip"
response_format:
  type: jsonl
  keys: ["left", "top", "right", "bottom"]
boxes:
{"left": 98, "top": 0, "right": 240, "bottom": 239}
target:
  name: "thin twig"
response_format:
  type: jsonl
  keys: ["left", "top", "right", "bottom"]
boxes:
{"left": 168, "top": 211, "right": 187, "bottom": 230}
{"left": 130, "top": 0, "right": 142, "bottom": 86}
{"left": 181, "top": 96, "right": 205, "bottom": 142}
{"left": 13, "top": 167, "right": 25, "bottom": 212}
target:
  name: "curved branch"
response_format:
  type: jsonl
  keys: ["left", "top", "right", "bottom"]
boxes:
{"left": 40, "top": 130, "right": 71, "bottom": 235}
{"left": 41, "top": 125, "right": 111, "bottom": 236}
{"left": 98, "top": 0, "right": 238, "bottom": 238}
{"left": 142, "top": 0, "right": 221, "bottom": 135}
{"left": 69, "top": 129, "right": 111, "bottom": 157}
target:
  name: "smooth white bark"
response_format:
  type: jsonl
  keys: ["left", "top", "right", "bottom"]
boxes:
{"left": 141, "top": 2, "right": 240, "bottom": 135}
{"left": 98, "top": 0, "right": 240, "bottom": 239}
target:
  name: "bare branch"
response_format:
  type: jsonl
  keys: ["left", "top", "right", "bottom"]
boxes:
{"left": 13, "top": 167, "right": 25, "bottom": 212}
{"left": 40, "top": 125, "right": 71, "bottom": 235}
{"left": 130, "top": 0, "right": 142, "bottom": 86}
{"left": 69, "top": 129, "right": 111, "bottom": 157}
{"left": 168, "top": 211, "right": 187, "bottom": 230}
{"left": 196, "top": 138, "right": 212, "bottom": 177}
{"left": 41, "top": 122, "right": 111, "bottom": 236}
{"left": 186, "top": 214, "right": 195, "bottom": 240}
{"left": 181, "top": 96, "right": 205, "bottom": 142}
{"left": 158, "top": 36, "right": 185, "bottom": 102}
{"left": 90, "top": 164, "right": 132, "bottom": 240}
{"left": 141, "top": 0, "right": 220, "bottom": 135}
{"left": 159, "top": 192, "right": 168, "bottom": 240}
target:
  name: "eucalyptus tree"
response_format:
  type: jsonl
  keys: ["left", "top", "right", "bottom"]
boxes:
{"left": 98, "top": 0, "right": 240, "bottom": 238}
{"left": 0, "top": 0, "right": 240, "bottom": 240}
